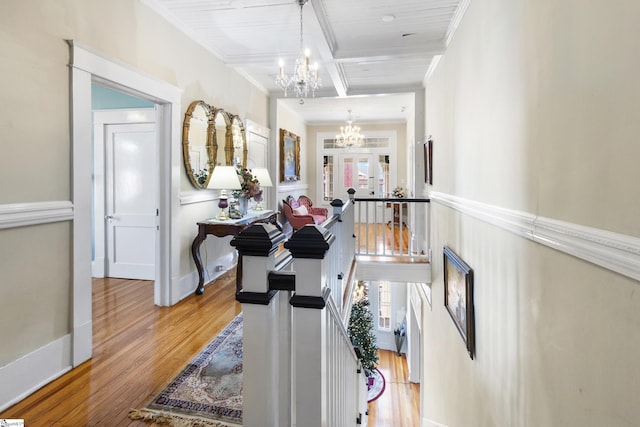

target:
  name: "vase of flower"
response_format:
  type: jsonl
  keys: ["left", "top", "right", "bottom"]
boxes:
{"left": 238, "top": 196, "right": 249, "bottom": 216}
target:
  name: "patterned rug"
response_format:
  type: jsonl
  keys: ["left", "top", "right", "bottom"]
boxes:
{"left": 367, "top": 368, "right": 386, "bottom": 403}
{"left": 129, "top": 313, "right": 243, "bottom": 426}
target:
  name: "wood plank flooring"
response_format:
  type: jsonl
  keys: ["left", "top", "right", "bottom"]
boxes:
{"left": 368, "top": 350, "right": 421, "bottom": 427}
{"left": 0, "top": 274, "right": 419, "bottom": 426}
{"left": 356, "top": 223, "right": 411, "bottom": 255}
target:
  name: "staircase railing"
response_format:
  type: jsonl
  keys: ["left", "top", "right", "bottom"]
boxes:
{"left": 353, "top": 196, "right": 430, "bottom": 259}
{"left": 233, "top": 198, "right": 367, "bottom": 427}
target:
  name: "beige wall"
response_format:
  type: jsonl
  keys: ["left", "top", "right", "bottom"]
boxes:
{"left": 423, "top": 0, "right": 640, "bottom": 425}
{"left": 275, "top": 102, "right": 308, "bottom": 208}
{"left": 0, "top": 0, "right": 267, "bottom": 367}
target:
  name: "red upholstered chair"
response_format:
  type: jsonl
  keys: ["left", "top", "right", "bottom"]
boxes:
{"left": 298, "top": 195, "right": 328, "bottom": 218}
{"left": 282, "top": 196, "right": 327, "bottom": 231}
{"left": 282, "top": 200, "right": 315, "bottom": 231}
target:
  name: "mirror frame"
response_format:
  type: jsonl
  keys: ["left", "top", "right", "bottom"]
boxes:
{"left": 182, "top": 100, "right": 216, "bottom": 189}
{"left": 229, "top": 114, "right": 248, "bottom": 169}
{"left": 212, "top": 107, "right": 232, "bottom": 168}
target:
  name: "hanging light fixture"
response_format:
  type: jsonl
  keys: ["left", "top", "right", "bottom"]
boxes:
{"left": 335, "top": 110, "right": 365, "bottom": 147}
{"left": 275, "top": 0, "right": 321, "bottom": 104}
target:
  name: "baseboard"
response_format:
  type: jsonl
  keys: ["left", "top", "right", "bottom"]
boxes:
{"left": 91, "top": 257, "right": 105, "bottom": 278}
{"left": 0, "top": 334, "right": 72, "bottom": 412}
{"left": 176, "top": 252, "right": 238, "bottom": 303}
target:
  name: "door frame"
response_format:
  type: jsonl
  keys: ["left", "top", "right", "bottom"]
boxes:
{"left": 316, "top": 130, "right": 397, "bottom": 204}
{"left": 69, "top": 41, "right": 182, "bottom": 366}
{"left": 92, "top": 109, "right": 157, "bottom": 279}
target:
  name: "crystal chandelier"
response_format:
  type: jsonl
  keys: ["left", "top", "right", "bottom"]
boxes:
{"left": 335, "top": 110, "right": 365, "bottom": 147}
{"left": 275, "top": 0, "right": 321, "bottom": 103}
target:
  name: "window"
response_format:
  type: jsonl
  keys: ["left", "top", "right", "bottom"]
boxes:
{"left": 378, "top": 281, "right": 391, "bottom": 330}
{"left": 323, "top": 155, "right": 333, "bottom": 201}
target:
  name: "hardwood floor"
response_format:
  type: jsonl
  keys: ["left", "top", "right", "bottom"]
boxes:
{"left": 368, "top": 350, "right": 421, "bottom": 427}
{"left": 1, "top": 274, "right": 419, "bottom": 426}
{"left": 356, "top": 223, "right": 412, "bottom": 255}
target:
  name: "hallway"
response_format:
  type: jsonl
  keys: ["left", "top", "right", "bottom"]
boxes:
{"left": 0, "top": 275, "right": 419, "bottom": 426}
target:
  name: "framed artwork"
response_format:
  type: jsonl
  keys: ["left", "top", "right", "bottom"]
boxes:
{"left": 443, "top": 246, "right": 475, "bottom": 359}
{"left": 423, "top": 136, "right": 433, "bottom": 185}
{"left": 279, "top": 128, "right": 300, "bottom": 182}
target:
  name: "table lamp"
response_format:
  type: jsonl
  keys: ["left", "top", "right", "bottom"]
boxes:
{"left": 250, "top": 167, "right": 273, "bottom": 211}
{"left": 207, "top": 166, "right": 241, "bottom": 220}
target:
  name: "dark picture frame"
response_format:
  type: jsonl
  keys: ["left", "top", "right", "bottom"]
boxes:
{"left": 279, "top": 128, "right": 300, "bottom": 182}
{"left": 423, "top": 136, "right": 433, "bottom": 185}
{"left": 443, "top": 246, "right": 475, "bottom": 359}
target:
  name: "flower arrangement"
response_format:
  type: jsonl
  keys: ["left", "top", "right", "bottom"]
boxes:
{"left": 233, "top": 167, "right": 261, "bottom": 200}
{"left": 193, "top": 168, "right": 208, "bottom": 185}
{"left": 392, "top": 186, "right": 406, "bottom": 198}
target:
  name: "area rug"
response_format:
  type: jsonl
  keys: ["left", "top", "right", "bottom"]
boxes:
{"left": 129, "top": 313, "right": 244, "bottom": 426}
{"left": 367, "top": 368, "right": 386, "bottom": 402}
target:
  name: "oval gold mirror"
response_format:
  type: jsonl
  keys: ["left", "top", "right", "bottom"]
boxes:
{"left": 212, "top": 107, "right": 231, "bottom": 169}
{"left": 230, "top": 114, "right": 247, "bottom": 168}
{"left": 182, "top": 100, "right": 215, "bottom": 189}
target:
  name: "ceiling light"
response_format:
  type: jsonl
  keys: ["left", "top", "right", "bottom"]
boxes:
{"left": 382, "top": 14, "right": 395, "bottom": 23}
{"left": 275, "top": 0, "right": 321, "bottom": 104}
{"left": 335, "top": 110, "right": 365, "bottom": 148}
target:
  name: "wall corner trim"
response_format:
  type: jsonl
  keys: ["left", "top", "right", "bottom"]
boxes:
{"left": 430, "top": 191, "right": 640, "bottom": 283}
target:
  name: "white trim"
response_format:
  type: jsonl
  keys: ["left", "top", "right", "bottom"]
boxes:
{"left": 0, "top": 334, "right": 72, "bottom": 412}
{"left": 0, "top": 201, "right": 73, "bottom": 229}
{"left": 445, "top": 0, "right": 471, "bottom": 46}
{"left": 180, "top": 190, "right": 218, "bottom": 205}
{"left": 69, "top": 41, "right": 183, "bottom": 372}
{"left": 429, "top": 191, "right": 640, "bottom": 282}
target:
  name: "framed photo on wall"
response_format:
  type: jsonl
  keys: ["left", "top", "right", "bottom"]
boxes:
{"left": 279, "top": 128, "right": 300, "bottom": 182}
{"left": 443, "top": 246, "right": 475, "bottom": 359}
{"left": 423, "top": 136, "right": 433, "bottom": 185}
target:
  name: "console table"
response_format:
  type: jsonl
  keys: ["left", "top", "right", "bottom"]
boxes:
{"left": 191, "top": 209, "right": 278, "bottom": 295}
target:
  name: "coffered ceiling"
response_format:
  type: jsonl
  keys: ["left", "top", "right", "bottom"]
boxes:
{"left": 143, "top": 0, "right": 468, "bottom": 123}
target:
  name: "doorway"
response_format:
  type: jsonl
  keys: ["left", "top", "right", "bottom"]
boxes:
{"left": 70, "top": 41, "right": 181, "bottom": 366}
{"left": 92, "top": 108, "right": 158, "bottom": 281}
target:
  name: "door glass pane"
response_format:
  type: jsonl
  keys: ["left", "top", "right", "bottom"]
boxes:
{"left": 323, "top": 155, "right": 334, "bottom": 201}
{"left": 378, "top": 155, "right": 390, "bottom": 197}
{"left": 378, "top": 281, "right": 391, "bottom": 330}
{"left": 357, "top": 157, "right": 369, "bottom": 189}
{"left": 343, "top": 158, "right": 354, "bottom": 188}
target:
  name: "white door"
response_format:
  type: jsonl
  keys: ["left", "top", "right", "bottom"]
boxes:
{"left": 105, "top": 123, "right": 157, "bottom": 280}
{"left": 338, "top": 153, "right": 376, "bottom": 199}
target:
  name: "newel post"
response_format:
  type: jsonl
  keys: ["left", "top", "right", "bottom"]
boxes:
{"left": 285, "top": 225, "right": 335, "bottom": 427}
{"left": 231, "top": 223, "right": 287, "bottom": 427}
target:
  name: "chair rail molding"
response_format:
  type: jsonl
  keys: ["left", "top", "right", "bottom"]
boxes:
{"left": 429, "top": 191, "right": 640, "bottom": 283}
{"left": 179, "top": 190, "right": 218, "bottom": 205}
{"left": 0, "top": 201, "right": 74, "bottom": 229}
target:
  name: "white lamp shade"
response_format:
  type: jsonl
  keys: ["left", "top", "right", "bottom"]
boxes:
{"left": 251, "top": 167, "right": 273, "bottom": 187}
{"left": 207, "top": 166, "right": 241, "bottom": 190}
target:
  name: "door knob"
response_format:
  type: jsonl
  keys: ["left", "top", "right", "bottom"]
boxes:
{"left": 105, "top": 215, "right": 114, "bottom": 220}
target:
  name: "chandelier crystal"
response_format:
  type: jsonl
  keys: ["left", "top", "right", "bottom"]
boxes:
{"left": 275, "top": 0, "right": 321, "bottom": 103}
{"left": 335, "top": 110, "right": 365, "bottom": 147}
